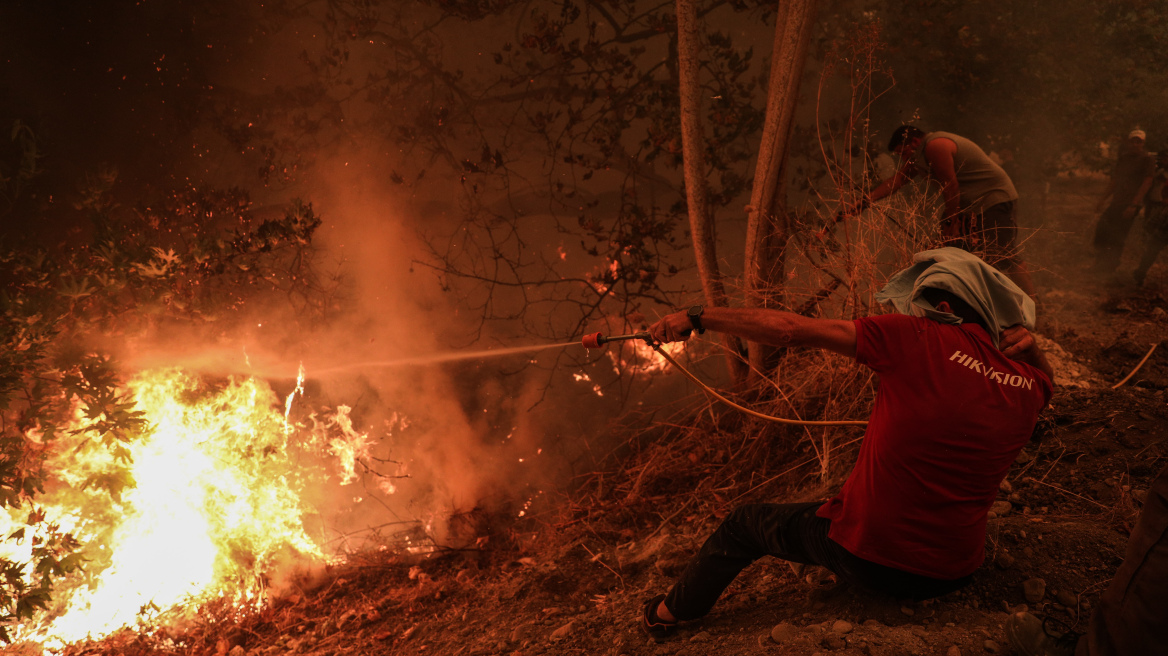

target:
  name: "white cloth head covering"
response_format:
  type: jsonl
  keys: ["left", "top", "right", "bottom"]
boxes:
{"left": 875, "top": 247, "right": 1035, "bottom": 348}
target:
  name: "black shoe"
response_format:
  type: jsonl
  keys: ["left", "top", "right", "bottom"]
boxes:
{"left": 1005, "top": 612, "right": 1081, "bottom": 656}
{"left": 641, "top": 594, "right": 677, "bottom": 641}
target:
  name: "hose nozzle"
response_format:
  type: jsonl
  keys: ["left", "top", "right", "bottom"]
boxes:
{"left": 582, "top": 331, "right": 653, "bottom": 349}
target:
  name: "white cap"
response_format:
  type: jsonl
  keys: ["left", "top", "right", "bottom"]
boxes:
{"left": 1129, "top": 129, "right": 1147, "bottom": 141}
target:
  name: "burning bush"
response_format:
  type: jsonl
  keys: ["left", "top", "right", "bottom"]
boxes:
{"left": 0, "top": 171, "right": 332, "bottom": 643}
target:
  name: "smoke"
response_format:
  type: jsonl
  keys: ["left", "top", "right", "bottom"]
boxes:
{"left": 102, "top": 142, "right": 616, "bottom": 557}
{"left": 0, "top": 2, "right": 634, "bottom": 592}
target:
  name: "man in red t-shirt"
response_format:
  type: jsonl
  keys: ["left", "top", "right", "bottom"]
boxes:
{"left": 640, "top": 287, "right": 1053, "bottom": 638}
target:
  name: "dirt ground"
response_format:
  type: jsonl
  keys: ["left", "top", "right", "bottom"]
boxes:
{"left": 57, "top": 177, "right": 1167, "bottom": 656}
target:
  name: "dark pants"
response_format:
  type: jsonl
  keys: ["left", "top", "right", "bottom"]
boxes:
{"left": 943, "top": 200, "right": 1021, "bottom": 269}
{"left": 941, "top": 201, "right": 1035, "bottom": 297}
{"left": 1080, "top": 464, "right": 1168, "bottom": 656}
{"left": 662, "top": 503, "right": 972, "bottom": 621}
{"left": 1134, "top": 203, "right": 1168, "bottom": 285}
{"left": 1094, "top": 202, "right": 1140, "bottom": 274}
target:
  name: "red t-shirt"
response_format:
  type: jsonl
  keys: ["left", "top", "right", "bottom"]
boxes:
{"left": 815, "top": 314, "right": 1052, "bottom": 579}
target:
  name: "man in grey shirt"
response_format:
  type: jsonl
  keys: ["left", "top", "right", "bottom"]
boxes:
{"left": 844, "top": 125, "right": 1035, "bottom": 298}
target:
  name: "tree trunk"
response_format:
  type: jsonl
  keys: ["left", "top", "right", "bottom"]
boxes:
{"left": 675, "top": 0, "right": 746, "bottom": 383}
{"left": 743, "top": 0, "right": 818, "bottom": 381}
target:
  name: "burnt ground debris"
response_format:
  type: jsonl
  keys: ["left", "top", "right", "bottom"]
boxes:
{"left": 42, "top": 180, "right": 1168, "bottom": 656}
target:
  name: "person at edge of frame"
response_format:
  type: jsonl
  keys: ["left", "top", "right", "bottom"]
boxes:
{"left": 1006, "top": 459, "right": 1168, "bottom": 656}
{"left": 1131, "top": 148, "right": 1168, "bottom": 287}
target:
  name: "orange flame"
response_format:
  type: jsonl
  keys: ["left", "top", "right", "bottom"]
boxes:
{"left": 610, "top": 339, "right": 683, "bottom": 375}
{"left": 4, "top": 368, "right": 369, "bottom": 646}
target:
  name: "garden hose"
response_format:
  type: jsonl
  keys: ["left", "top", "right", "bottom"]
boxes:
{"left": 582, "top": 331, "right": 868, "bottom": 427}
{"left": 1111, "top": 341, "right": 1161, "bottom": 390}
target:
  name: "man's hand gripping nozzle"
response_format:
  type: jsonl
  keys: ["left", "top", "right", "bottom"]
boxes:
{"left": 581, "top": 331, "right": 655, "bottom": 349}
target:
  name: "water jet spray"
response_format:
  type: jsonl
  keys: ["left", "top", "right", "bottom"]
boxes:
{"left": 280, "top": 329, "right": 865, "bottom": 427}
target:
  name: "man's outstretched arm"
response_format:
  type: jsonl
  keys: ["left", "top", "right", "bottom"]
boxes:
{"left": 1127, "top": 173, "right": 1155, "bottom": 216}
{"left": 834, "top": 160, "right": 916, "bottom": 223}
{"left": 648, "top": 307, "right": 857, "bottom": 358}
